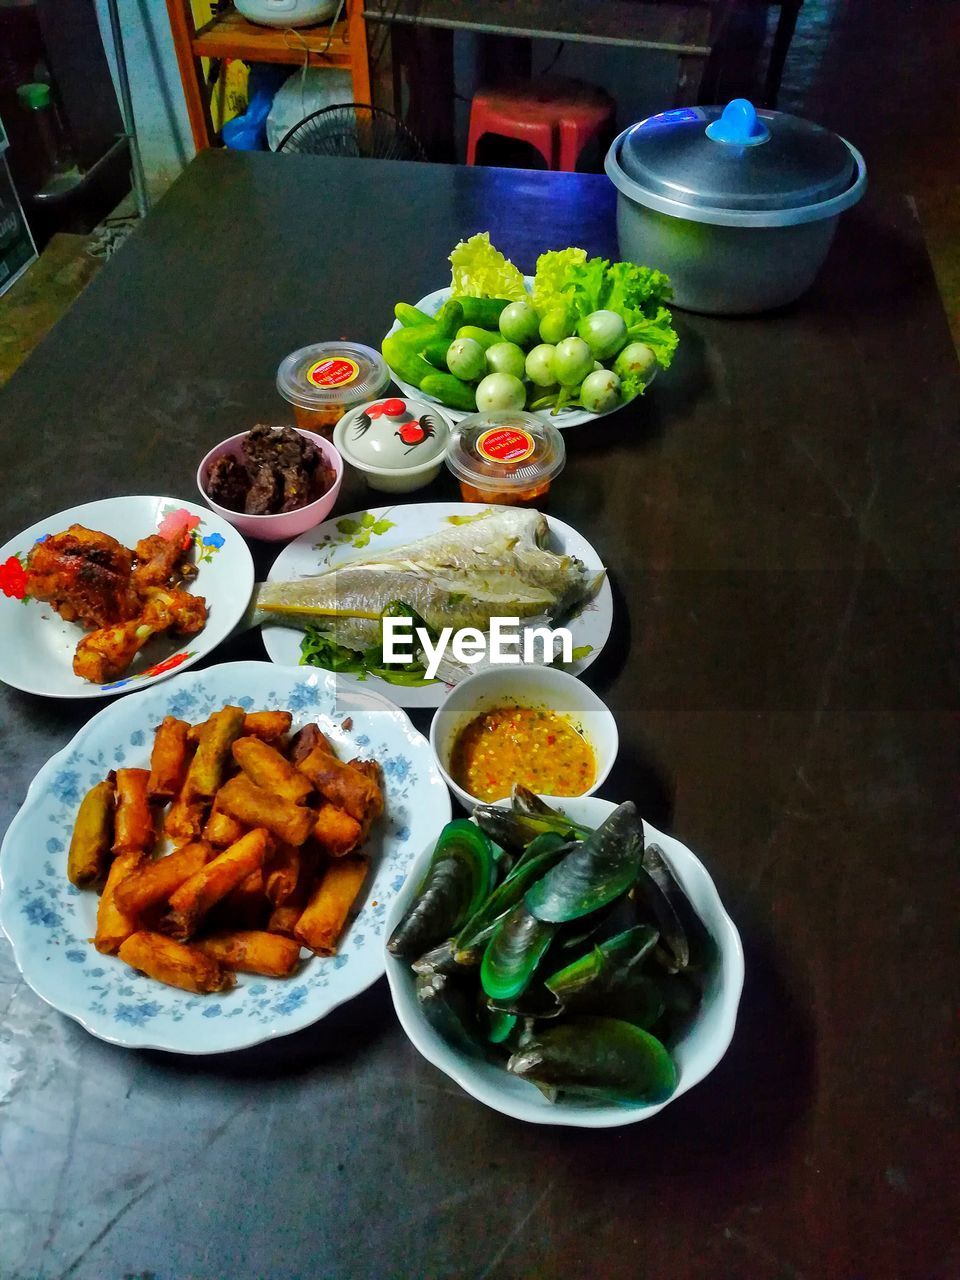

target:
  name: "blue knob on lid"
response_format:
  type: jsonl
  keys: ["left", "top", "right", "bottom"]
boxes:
{"left": 705, "top": 98, "right": 770, "bottom": 146}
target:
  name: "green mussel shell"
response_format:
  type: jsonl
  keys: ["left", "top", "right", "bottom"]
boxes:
{"left": 480, "top": 902, "right": 556, "bottom": 1002}
{"left": 524, "top": 802, "right": 644, "bottom": 924}
{"left": 388, "top": 820, "right": 495, "bottom": 959}
{"left": 545, "top": 924, "right": 659, "bottom": 999}
{"left": 473, "top": 792, "right": 592, "bottom": 853}
{"left": 416, "top": 971, "right": 478, "bottom": 1055}
{"left": 454, "top": 835, "right": 573, "bottom": 959}
{"left": 506, "top": 1015, "right": 678, "bottom": 1104}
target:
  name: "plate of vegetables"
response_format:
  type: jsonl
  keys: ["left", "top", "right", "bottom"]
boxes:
{"left": 384, "top": 789, "right": 743, "bottom": 1127}
{"left": 382, "top": 233, "right": 679, "bottom": 427}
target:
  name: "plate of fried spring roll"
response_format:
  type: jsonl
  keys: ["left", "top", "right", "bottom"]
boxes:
{"left": 0, "top": 661, "right": 451, "bottom": 1052}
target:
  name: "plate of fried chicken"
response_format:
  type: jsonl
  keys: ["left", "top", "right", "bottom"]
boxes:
{"left": 0, "top": 496, "right": 254, "bottom": 698}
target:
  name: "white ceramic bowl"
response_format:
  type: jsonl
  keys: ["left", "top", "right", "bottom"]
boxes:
{"left": 429, "top": 665, "right": 618, "bottom": 811}
{"left": 333, "top": 396, "right": 452, "bottom": 494}
{"left": 384, "top": 794, "right": 745, "bottom": 1127}
{"left": 196, "top": 428, "right": 343, "bottom": 542}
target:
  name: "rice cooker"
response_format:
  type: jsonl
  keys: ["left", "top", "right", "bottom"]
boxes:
{"left": 235, "top": 0, "right": 338, "bottom": 28}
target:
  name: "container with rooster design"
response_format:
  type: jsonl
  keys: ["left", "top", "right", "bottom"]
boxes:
{"left": 333, "top": 396, "right": 452, "bottom": 493}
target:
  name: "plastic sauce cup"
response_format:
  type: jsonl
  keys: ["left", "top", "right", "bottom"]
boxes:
{"left": 276, "top": 341, "right": 390, "bottom": 439}
{"left": 446, "top": 412, "right": 566, "bottom": 505}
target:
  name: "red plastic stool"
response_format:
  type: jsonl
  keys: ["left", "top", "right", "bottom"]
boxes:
{"left": 467, "top": 77, "right": 616, "bottom": 172}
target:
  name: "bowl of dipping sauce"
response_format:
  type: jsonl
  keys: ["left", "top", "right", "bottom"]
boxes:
{"left": 334, "top": 395, "right": 452, "bottom": 493}
{"left": 197, "top": 424, "right": 343, "bottom": 541}
{"left": 430, "top": 665, "right": 618, "bottom": 811}
{"left": 276, "top": 341, "right": 390, "bottom": 440}
{"left": 446, "top": 411, "right": 565, "bottom": 506}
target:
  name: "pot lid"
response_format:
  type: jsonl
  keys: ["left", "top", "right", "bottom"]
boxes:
{"left": 615, "top": 99, "right": 856, "bottom": 213}
{"left": 334, "top": 396, "right": 451, "bottom": 471}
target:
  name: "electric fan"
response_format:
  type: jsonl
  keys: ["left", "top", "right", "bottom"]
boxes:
{"left": 277, "top": 104, "right": 427, "bottom": 161}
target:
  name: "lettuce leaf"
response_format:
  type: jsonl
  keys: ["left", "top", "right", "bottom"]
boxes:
{"left": 449, "top": 232, "right": 527, "bottom": 300}
{"left": 565, "top": 258, "right": 677, "bottom": 370}
{"left": 531, "top": 247, "right": 587, "bottom": 314}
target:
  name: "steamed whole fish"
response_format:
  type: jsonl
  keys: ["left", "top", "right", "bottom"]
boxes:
{"left": 253, "top": 507, "right": 603, "bottom": 652}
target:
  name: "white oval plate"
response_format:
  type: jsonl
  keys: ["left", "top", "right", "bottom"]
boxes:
{"left": 260, "top": 502, "right": 613, "bottom": 709}
{"left": 0, "top": 661, "right": 451, "bottom": 1053}
{"left": 0, "top": 496, "right": 254, "bottom": 699}
{"left": 385, "top": 796, "right": 744, "bottom": 1127}
{"left": 384, "top": 278, "right": 654, "bottom": 428}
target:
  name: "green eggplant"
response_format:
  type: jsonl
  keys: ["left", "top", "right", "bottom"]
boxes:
{"left": 506, "top": 1016, "right": 678, "bottom": 1104}
{"left": 480, "top": 902, "right": 556, "bottom": 1002}
{"left": 387, "top": 820, "right": 495, "bottom": 959}
{"left": 453, "top": 834, "right": 572, "bottom": 959}
{"left": 525, "top": 802, "right": 644, "bottom": 924}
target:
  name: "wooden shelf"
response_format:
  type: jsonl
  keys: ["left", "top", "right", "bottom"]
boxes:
{"left": 165, "top": 0, "right": 372, "bottom": 149}
{"left": 192, "top": 10, "right": 353, "bottom": 66}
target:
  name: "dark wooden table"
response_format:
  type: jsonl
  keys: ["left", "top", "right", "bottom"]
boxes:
{"left": 1, "top": 152, "right": 957, "bottom": 1280}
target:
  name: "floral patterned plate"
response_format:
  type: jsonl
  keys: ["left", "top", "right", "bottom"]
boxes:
{"left": 0, "top": 661, "right": 451, "bottom": 1053}
{"left": 260, "top": 503, "right": 613, "bottom": 710}
{"left": 0, "top": 495, "right": 254, "bottom": 698}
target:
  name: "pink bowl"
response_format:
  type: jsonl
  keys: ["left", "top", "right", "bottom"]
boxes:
{"left": 196, "top": 428, "right": 343, "bottom": 542}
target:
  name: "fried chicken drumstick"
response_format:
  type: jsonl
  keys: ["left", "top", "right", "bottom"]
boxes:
{"left": 74, "top": 589, "right": 207, "bottom": 683}
{"left": 24, "top": 522, "right": 208, "bottom": 684}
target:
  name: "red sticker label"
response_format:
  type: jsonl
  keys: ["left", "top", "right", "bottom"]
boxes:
{"left": 306, "top": 356, "right": 360, "bottom": 388}
{"left": 476, "top": 427, "right": 536, "bottom": 464}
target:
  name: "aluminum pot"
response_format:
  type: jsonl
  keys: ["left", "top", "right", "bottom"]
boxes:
{"left": 605, "top": 99, "right": 867, "bottom": 315}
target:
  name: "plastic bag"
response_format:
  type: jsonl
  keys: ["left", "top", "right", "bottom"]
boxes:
{"left": 222, "top": 65, "right": 289, "bottom": 150}
{"left": 266, "top": 67, "right": 354, "bottom": 150}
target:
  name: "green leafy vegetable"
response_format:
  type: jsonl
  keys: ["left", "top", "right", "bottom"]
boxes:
{"left": 531, "top": 248, "right": 678, "bottom": 375}
{"left": 299, "top": 599, "right": 437, "bottom": 686}
{"left": 449, "top": 233, "right": 527, "bottom": 301}
{"left": 531, "top": 247, "right": 587, "bottom": 315}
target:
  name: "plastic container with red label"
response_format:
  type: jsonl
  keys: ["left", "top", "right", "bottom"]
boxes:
{"left": 276, "top": 341, "right": 390, "bottom": 439}
{"left": 446, "top": 411, "right": 566, "bottom": 506}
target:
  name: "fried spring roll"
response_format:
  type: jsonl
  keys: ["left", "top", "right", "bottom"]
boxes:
{"left": 67, "top": 776, "right": 116, "bottom": 888}
{"left": 183, "top": 705, "right": 246, "bottom": 800}
{"left": 297, "top": 747, "right": 383, "bottom": 824}
{"left": 232, "top": 736, "right": 313, "bottom": 805}
{"left": 263, "top": 842, "right": 301, "bottom": 905}
{"left": 94, "top": 850, "right": 146, "bottom": 954}
{"left": 266, "top": 845, "right": 317, "bottom": 936}
{"left": 114, "top": 841, "right": 213, "bottom": 917}
{"left": 294, "top": 855, "right": 368, "bottom": 955}
{"left": 195, "top": 930, "right": 302, "bottom": 978}
{"left": 167, "top": 828, "right": 271, "bottom": 939}
{"left": 147, "top": 716, "right": 191, "bottom": 800}
{"left": 118, "top": 930, "right": 234, "bottom": 993}
{"left": 112, "top": 768, "right": 156, "bottom": 855}
{"left": 210, "top": 867, "right": 270, "bottom": 930}
{"left": 312, "top": 803, "right": 362, "bottom": 857}
{"left": 242, "top": 710, "right": 292, "bottom": 742}
{"left": 164, "top": 795, "right": 206, "bottom": 846}
{"left": 288, "top": 723, "right": 332, "bottom": 767}
{"left": 203, "top": 800, "right": 247, "bottom": 848}
{"left": 216, "top": 773, "right": 314, "bottom": 846}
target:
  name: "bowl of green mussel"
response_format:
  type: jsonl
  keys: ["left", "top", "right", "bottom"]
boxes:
{"left": 384, "top": 789, "right": 744, "bottom": 1126}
